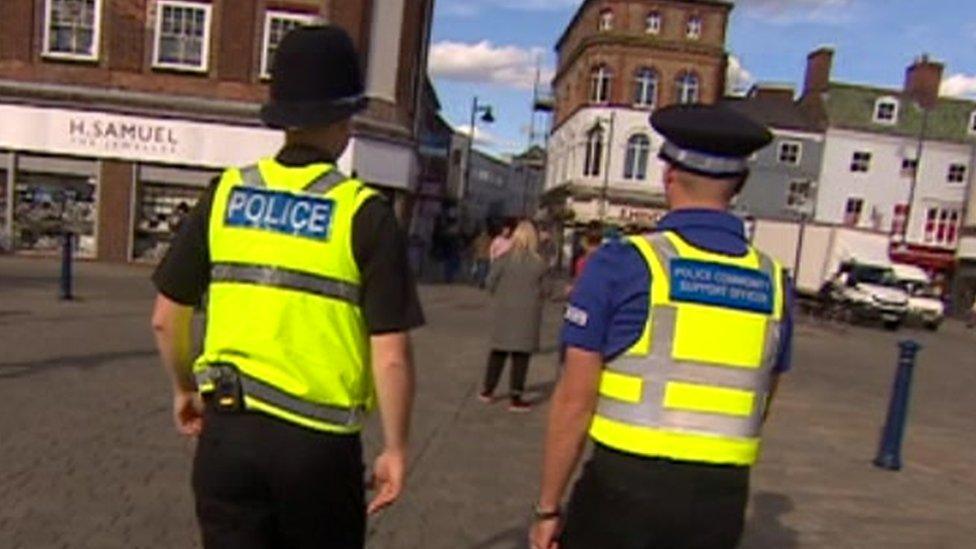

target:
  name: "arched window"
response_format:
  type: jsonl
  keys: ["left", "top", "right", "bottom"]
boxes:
{"left": 599, "top": 8, "right": 614, "bottom": 31}
{"left": 675, "top": 71, "right": 700, "bottom": 104}
{"left": 646, "top": 11, "right": 662, "bottom": 34}
{"left": 634, "top": 67, "right": 658, "bottom": 108}
{"left": 624, "top": 134, "right": 651, "bottom": 180}
{"left": 686, "top": 15, "right": 702, "bottom": 39}
{"left": 873, "top": 96, "right": 899, "bottom": 125}
{"left": 590, "top": 64, "right": 613, "bottom": 103}
{"left": 584, "top": 126, "right": 604, "bottom": 177}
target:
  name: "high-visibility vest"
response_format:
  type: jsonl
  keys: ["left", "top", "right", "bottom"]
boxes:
{"left": 193, "top": 158, "right": 378, "bottom": 434}
{"left": 589, "top": 231, "right": 786, "bottom": 466}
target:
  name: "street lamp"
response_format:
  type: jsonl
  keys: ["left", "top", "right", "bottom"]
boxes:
{"left": 461, "top": 96, "right": 495, "bottom": 229}
{"left": 902, "top": 101, "right": 931, "bottom": 244}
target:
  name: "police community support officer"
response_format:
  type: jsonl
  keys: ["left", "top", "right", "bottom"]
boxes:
{"left": 150, "top": 26, "right": 423, "bottom": 548}
{"left": 530, "top": 104, "right": 794, "bottom": 549}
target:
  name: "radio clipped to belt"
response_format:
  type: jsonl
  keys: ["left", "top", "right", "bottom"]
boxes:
{"left": 210, "top": 363, "right": 244, "bottom": 412}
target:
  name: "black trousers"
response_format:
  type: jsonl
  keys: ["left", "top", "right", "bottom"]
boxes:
{"left": 561, "top": 445, "right": 750, "bottom": 549}
{"left": 482, "top": 350, "right": 531, "bottom": 398}
{"left": 192, "top": 408, "right": 365, "bottom": 549}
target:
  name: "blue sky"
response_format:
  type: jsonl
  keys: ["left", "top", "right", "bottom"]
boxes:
{"left": 429, "top": 0, "right": 976, "bottom": 156}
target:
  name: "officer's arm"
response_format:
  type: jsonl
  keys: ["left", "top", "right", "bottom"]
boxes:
{"left": 151, "top": 294, "right": 196, "bottom": 393}
{"left": 537, "top": 346, "right": 603, "bottom": 512}
{"left": 371, "top": 332, "right": 415, "bottom": 454}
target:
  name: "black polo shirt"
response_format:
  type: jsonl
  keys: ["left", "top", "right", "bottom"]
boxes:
{"left": 152, "top": 145, "right": 425, "bottom": 335}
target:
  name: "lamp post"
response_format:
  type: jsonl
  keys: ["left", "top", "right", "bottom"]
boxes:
{"left": 461, "top": 96, "right": 495, "bottom": 231}
{"left": 902, "top": 103, "right": 931, "bottom": 244}
{"left": 596, "top": 111, "right": 616, "bottom": 223}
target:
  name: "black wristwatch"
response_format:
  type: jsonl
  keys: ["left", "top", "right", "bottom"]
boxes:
{"left": 533, "top": 504, "right": 562, "bottom": 521}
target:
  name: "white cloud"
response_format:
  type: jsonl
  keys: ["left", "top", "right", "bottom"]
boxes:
{"left": 726, "top": 55, "right": 754, "bottom": 96}
{"left": 734, "top": 0, "right": 856, "bottom": 24}
{"left": 455, "top": 124, "right": 499, "bottom": 146}
{"left": 430, "top": 40, "right": 553, "bottom": 90}
{"left": 940, "top": 74, "right": 976, "bottom": 98}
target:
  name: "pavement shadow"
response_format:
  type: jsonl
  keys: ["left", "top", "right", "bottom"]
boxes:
{"left": 0, "top": 349, "right": 157, "bottom": 379}
{"left": 740, "top": 492, "right": 800, "bottom": 549}
{"left": 524, "top": 380, "right": 557, "bottom": 406}
{"left": 470, "top": 524, "right": 527, "bottom": 549}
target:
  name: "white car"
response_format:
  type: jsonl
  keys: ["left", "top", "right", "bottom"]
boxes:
{"left": 892, "top": 263, "right": 945, "bottom": 331}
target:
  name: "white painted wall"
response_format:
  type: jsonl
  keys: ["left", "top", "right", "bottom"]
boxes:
{"left": 547, "top": 106, "right": 666, "bottom": 198}
{"left": 366, "top": 0, "right": 405, "bottom": 103}
{"left": 816, "top": 128, "right": 969, "bottom": 248}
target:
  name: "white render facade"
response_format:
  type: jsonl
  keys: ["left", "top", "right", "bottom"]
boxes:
{"left": 815, "top": 127, "right": 973, "bottom": 250}
{"left": 546, "top": 106, "right": 669, "bottom": 224}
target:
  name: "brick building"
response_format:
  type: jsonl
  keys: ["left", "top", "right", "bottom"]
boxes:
{"left": 0, "top": 0, "right": 434, "bottom": 262}
{"left": 543, "top": 0, "right": 732, "bottom": 230}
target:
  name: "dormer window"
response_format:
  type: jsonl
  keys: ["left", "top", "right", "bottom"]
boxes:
{"left": 646, "top": 11, "right": 662, "bottom": 34}
{"left": 599, "top": 9, "right": 614, "bottom": 31}
{"left": 969, "top": 111, "right": 976, "bottom": 135}
{"left": 874, "top": 97, "right": 899, "bottom": 125}
{"left": 686, "top": 16, "right": 702, "bottom": 40}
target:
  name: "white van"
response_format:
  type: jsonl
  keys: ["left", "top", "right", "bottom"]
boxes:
{"left": 892, "top": 263, "right": 945, "bottom": 331}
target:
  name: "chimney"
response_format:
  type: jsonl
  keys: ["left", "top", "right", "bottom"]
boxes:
{"left": 803, "top": 47, "right": 834, "bottom": 97}
{"left": 904, "top": 54, "right": 944, "bottom": 109}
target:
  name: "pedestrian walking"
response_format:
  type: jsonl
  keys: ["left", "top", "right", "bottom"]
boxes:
{"left": 480, "top": 221, "right": 549, "bottom": 412}
{"left": 150, "top": 26, "right": 423, "bottom": 549}
{"left": 470, "top": 227, "right": 492, "bottom": 287}
{"left": 530, "top": 105, "right": 795, "bottom": 549}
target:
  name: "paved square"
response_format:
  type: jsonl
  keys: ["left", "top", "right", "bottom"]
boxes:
{"left": 1, "top": 257, "right": 974, "bottom": 548}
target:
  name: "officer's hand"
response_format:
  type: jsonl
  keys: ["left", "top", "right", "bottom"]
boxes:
{"left": 529, "top": 517, "right": 561, "bottom": 549}
{"left": 173, "top": 390, "right": 204, "bottom": 437}
{"left": 367, "top": 449, "right": 406, "bottom": 515}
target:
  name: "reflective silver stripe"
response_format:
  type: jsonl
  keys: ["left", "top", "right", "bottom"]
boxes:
{"left": 304, "top": 168, "right": 350, "bottom": 194}
{"left": 211, "top": 263, "right": 360, "bottom": 304}
{"left": 661, "top": 141, "right": 748, "bottom": 176}
{"left": 240, "top": 374, "right": 362, "bottom": 428}
{"left": 239, "top": 165, "right": 266, "bottom": 188}
{"left": 195, "top": 368, "right": 362, "bottom": 428}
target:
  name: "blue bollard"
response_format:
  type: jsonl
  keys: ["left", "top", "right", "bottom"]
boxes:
{"left": 873, "top": 340, "right": 922, "bottom": 471}
{"left": 60, "top": 231, "right": 74, "bottom": 301}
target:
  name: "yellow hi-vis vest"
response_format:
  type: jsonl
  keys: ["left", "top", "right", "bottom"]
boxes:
{"left": 589, "top": 231, "right": 786, "bottom": 466}
{"left": 193, "top": 158, "right": 378, "bottom": 434}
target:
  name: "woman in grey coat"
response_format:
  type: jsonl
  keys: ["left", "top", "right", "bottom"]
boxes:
{"left": 479, "top": 220, "right": 548, "bottom": 412}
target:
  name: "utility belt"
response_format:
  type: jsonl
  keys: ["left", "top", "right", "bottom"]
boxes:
{"left": 195, "top": 363, "right": 363, "bottom": 429}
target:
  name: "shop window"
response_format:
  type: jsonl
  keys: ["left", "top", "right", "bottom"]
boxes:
{"left": 778, "top": 141, "right": 802, "bottom": 165}
{"left": 844, "top": 197, "right": 864, "bottom": 226}
{"left": 261, "top": 11, "right": 319, "bottom": 79}
{"left": 43, "top": 0, "right": 102, "bottom": 60}
{"left": 583, "top": 126, "right": 604, "bottom": 177}
{"left": 153, "top": 1, "right": 212, "bottom": 72}
{"left": 850, "top": 151, "right": 872, "bottom": 173}
{"left": 624, "top": 134, "right": 651, "bottom": 180}
{"left": 13, "top": 168, "right": 97, "bottom": 257}
{"left": 634, "top": 68, "right": 658, "bottom": 108}
{"left": 133, "top": 182, "right": 205, "bottom": 262}
{"left": 948, "top": 163, "right": 967, "bottom": 184}
{"left": 675, "top": 71, "right": 700, "bottom": 104}
{"left": 646, "top": 11, "right": 662, "bottom": 34}
{"left": 686, "top": 16, "right": 702, "bottom": 40}
{"left": 590, "top": 65, "right": 613, "bottom": 104}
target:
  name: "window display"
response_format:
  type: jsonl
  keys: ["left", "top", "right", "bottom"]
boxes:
{"left": 133, "top": 182, "right": 203, "bottom": 261}
{"left": 13, "top": 172, "right": 97, "bottom": 256}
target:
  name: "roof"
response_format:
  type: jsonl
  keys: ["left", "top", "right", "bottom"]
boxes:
{"left": 554, "top": 0, "right": 733, "bottom": 51}
{"left": 821, "top": 82, "right": 976, "bottom": 144}
{"left": 721, "top": 94, "right": 820, "bottom": 134}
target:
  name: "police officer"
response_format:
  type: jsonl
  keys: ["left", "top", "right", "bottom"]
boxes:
{"left": 150, "top": 26, "right": 423, "bottom": 548}
{"left": 530, "top": 104, "right": 793, "bottom": 549}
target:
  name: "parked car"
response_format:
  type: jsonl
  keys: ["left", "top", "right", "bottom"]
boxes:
{"left": 833, "top": 261, "right": 909, "bottom": 331}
